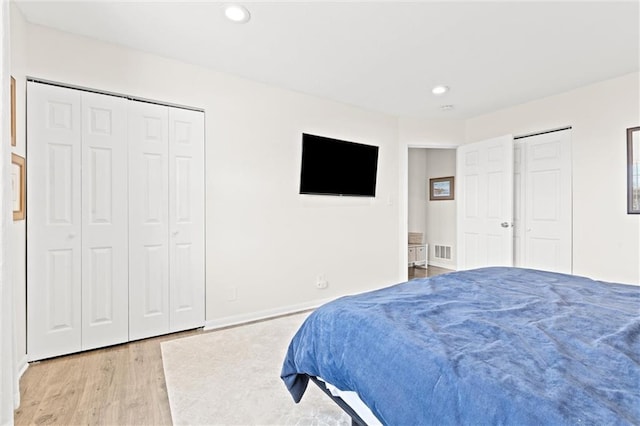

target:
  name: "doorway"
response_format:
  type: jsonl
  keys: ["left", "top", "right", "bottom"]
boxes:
{"left": 402, "top": 128, "right": 572, "bottom": 280}
{"left": 407, "top": 147, "right": 457, "bottom": 273}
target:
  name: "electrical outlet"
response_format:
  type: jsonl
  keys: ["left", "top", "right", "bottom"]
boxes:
{"left": 316, "top": 275, "right": 328, "bottom": 289}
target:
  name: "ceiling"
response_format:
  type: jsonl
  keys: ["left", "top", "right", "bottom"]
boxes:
{"left": 14, "top": 1, "right": 640, "bottom": 120}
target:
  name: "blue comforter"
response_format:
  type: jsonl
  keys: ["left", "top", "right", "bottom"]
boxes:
{"left": 281, "top": 267, "right": 640, "bottom": 425}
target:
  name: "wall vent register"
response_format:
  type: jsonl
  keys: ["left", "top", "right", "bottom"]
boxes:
{"left": 434, "top": 245, "right": 452, "bottom": 260}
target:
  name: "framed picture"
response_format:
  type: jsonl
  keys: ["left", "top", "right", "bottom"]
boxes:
{"left": 429, "top": 176, "right": 454, "bottom": 201}
{"left": 11, "top": 153, "right": 25, "bottom": 221}
{"left": 11, "top": 76, "right": 16, "bottom": 147}
{"left": 628, "top": 126, "right": 640, "bottom": 214}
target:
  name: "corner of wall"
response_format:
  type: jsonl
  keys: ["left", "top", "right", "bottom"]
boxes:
{"left": 9, "top": 0, "right": 29, "bottom": 365}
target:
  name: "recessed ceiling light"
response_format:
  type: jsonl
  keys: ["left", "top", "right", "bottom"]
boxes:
{"left": 440, "top": 105, "right": 454, "bottom": 111}
{"left": 224, "top": 4, "right": 251, "bottom": 23}
{"left": 432, "top": 85, "right": 449, "bottom": 95}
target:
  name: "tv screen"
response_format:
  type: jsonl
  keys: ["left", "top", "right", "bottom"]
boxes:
{"left": 299, "top": 133, "right": 379, "bottom": 197}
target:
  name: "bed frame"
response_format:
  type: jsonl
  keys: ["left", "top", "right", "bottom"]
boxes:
{"left": 308, "top": 375, "right": 367, "bottom": 426}
{"left": 283, "top": 268, "right": 640, "bottom": 424}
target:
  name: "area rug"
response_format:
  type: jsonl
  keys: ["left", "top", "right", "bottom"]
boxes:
{"left": 161, "top": 312, "right": 350, "bottom": 425}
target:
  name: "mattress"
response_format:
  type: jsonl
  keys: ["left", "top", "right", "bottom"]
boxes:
{"left": 281, "top": 267, "right": 640, "bottom": 425}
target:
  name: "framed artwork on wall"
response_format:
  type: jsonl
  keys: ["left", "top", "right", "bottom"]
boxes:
{"left": 11, "top": 153, "right": 25, "bottom": 221}
{"left": 628, "top": 126, "right": 640, "bottom": 214}
{"left": 429, "top": 176, "right": 454, "bottom": 201}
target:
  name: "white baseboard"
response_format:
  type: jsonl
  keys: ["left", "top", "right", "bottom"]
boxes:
{"left": 14, "top": 354, "right": 29, "bottom": 409}
{"left": 203, "top": 297, "right": 335, "bottom": 331}
{"left": 428, "top": 260, "right": 456, "bottom": 270}
{"left": 17, "top": 354, "right": 28, "bottom": 379}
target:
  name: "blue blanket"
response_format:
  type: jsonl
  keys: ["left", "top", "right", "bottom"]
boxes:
{"left": 281, "top": 267, "right": 640, "bottom": 425}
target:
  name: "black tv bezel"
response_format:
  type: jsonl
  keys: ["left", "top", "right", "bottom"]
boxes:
{"left": 299, "top": 133, "right": 379, "bottom": 197}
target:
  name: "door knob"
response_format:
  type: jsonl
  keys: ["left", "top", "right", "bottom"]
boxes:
{"left": 501, "top": 222, "right": 511, "bottom": 228}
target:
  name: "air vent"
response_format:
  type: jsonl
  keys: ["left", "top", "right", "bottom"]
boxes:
{"left": 434, "top": 245, "right": 452, "bottom": 260}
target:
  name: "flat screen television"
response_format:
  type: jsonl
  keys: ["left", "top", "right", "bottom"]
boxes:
{"left": 299, "top": 133, "right": 379, "bottom": 197}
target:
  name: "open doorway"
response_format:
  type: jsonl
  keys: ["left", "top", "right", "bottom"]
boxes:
{"left": 401, "top": 129, "right": 572, "bottom": 281}
{"left": 407, "top": 147, "right": 457, "bottom": 277}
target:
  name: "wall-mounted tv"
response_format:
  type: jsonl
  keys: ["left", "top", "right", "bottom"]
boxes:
{"left": 299, "top": 133, "right": 379, "bottom": 197}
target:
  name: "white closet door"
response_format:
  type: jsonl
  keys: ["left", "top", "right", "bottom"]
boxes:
{"left": 514, "top": 143, "right": 525, "bottom": 267}
{"left": 456, "top": 135, "right": 514, "bottom": 270}
{"left": 522, "top": 130, "right": 572, "bottom": 274}
{"left": 80, "top": 92, "right": 129, "bottom": 350}
{"left": 168, "top": 108, "right": 205, "bottom": 332}
{"left": 129, "top": 102, "right": 170, "bottom": 340}
{"left": 27, "top": 82, "right": 82, "bottom": 360}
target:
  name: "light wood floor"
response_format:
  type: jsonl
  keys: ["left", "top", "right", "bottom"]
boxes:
{"left": 15, "top": 266, "right": 452, "bottom": 425}
{"left": 409, "top": 264, "right": 453, "bottom": 280}
{"left": 14, "top": 330, "right": 201, "bottom": 425}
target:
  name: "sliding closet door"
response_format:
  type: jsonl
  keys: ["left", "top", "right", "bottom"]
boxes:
{"left": 168, "top": 108, "right": 205, "bottom": 332}
{"left": 80, "top": 92, "right": 129, "bottom": 350}
{"left": 27, "top": 82, "right": 82, "bottom": 360}
{"left": 129, "top": 102, "right": 170, "bottom": 340}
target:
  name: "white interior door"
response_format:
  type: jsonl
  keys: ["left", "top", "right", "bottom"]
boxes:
{"left": 516, "top": 130, "right": 572, "bottom": 273}
{"left": 168, "top": 108, "right": 205, "bottom": 332}
{"left": 128, "top": 102, "right": 170, "bottom": 340}
{"left": 80, "top": 92, "right": 129, "bottom": 350}
{"left": 27, "top": 82, "right": 82, "bottom": 360}
{"left": 456, "top": 135, "right": 514, "bottom": 270}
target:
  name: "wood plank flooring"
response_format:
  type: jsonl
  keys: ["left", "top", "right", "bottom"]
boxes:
{"left": 409, "top": 264, "right": 452, "bottom": 280}
{"left": 14, "top": 330, "right": 201, "bottom": 425}
{"left": 15, "top": 265, "right": 452, "bottom": 425}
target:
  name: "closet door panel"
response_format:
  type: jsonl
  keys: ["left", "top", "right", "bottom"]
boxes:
{"left": 523, "top": 130, "right": 572, "bottom": 274}
{"left": 129, "top": 102, "right": 170, "bottom": 340}
{"left": 168, "top": 108, "right": 205, "bottom": 332}
{"left": 81, "top": 92, "right": 129, "bottom": 350}
{"left": 27, "top": 82, "right": 82, "bottom": 360}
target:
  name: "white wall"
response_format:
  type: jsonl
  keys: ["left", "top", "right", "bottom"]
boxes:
{"left": 11, "top": 7, "right": 403, "bottom": 345}
{"left": 408, "top": 148, "right": 427, "bottom": 237}
{"left": 466, "top": 72, "right": 640, "bottom": 285}
{"left": 398, "top": 117, "right": 464, "bottom": 146}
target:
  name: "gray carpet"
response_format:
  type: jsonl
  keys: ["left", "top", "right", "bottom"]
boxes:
{"left": 161, "top": 312, "right": 351, "bottom": 425}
